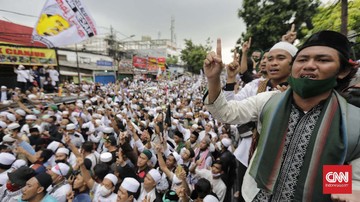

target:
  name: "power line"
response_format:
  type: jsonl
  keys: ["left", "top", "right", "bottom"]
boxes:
{"left": 0, "top": 9, "right": 37, "bottom": 18}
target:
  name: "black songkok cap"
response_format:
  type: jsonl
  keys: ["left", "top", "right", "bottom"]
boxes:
{"left": 297, "top": 30, "right": 351, "bottom": 60}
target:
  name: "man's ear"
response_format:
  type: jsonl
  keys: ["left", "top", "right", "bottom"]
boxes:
{"left": 37, "top": 186, "right": 44, "bottom": 194}
{"left": 337, "top": 67, "right": 352, "bottom": 79}
{"left": 128, "top": 195, "right": 134, "bottom": 201}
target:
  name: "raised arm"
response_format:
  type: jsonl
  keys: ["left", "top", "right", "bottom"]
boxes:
{"left": 77, "top": 156, "right": 95, "bottom": 189}
{"left": 240, "top": 37, "right": 251, "bottom": 74}
{"left": 155, "top": 144, "right": 173, "bottom": 179}
{"left": 203, "top": 38, "right": 224, "bottom": 104}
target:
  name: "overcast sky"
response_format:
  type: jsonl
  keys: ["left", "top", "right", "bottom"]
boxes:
{"left": 0, "top": 0, "right": 332, "bottom": 63}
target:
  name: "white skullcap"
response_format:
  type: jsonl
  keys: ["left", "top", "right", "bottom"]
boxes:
{"left": 30, "top": 125, "right": 42, "bottom": 134}
{"left": 186, "top": 112, "right": 193, "bottom": 117}
{"left": 203, "top": 111, "right": 210, "bottom": 117}
{"left": 51, "top": 163, "right": 70, "bottom": 177}
{"left": 25, "top": 115, "right": 37, "bottom": 120}
{"left": 104, "top": 173, "right": 118, "bottom": 186}
{"left": 15, "top": 109, "right": 26, "bottom": 116}
{"left": 7, "top": 122, "right": 20, "bottom": 130}
{"left": 62, "top": 111, "right": 69, "bottom": 115}
{"left": 221, "top": 138, "right": 232, "bottom": 148}
{"left": 11, "top": 159, "right": 27, "bottom": 169}
{"left": 95, "top": 119, "right": 102, "bottom": 126}
{"left": 100, "top": 152, "right": 112, "bottom": 163}
{"left": 47, "top": 141, "right": 61, "bottom": 152}
{"left": 72, "top": 112, "right": 81, "bottom": 118}
{"left": 102, "top": 127, "right": 113, "bottom": 134}
{"left": 171, "top": 151, "right": 181, "bottom": 163}
{"left": 0, "top": 152, "right": 16, "bottom": 165}
{"left": 0, "top": 121, "right": 7, "bottom": 129}
{"left": 207, "top": 122, "right": 214, "bottom": 128}
{"left": 203, "top": 195, "right": 220, "bottom": 202}
{"left": 6, "top": 114, "right": 16, "bottom": 122}
{"left": 18, "top": 65, "right": 25, "bottom": 70}
{"left": 66, "top": 123, "right": 76, "bottom": 130}
{"left": 85, "top": 100, "right": 92, "bottom": 104}
{"left": 209, "top": 132, "right": 217, "bottom": 139}
{"left": 191, "top": 124, "right": 199, "bottom": 130}
{"left": 56, "top": 147, "right": 69, "bottom": 156}
{"left": 140, "top": 121, "right": 147, "bottom": 127}
{"left": 92, "top": 113, "right": 102, "bottom": 119}
{"left": 150, "top": 153, "right": 157, "bottom": 167}
{"left": 2, "top": 134, "right": 15, "bottom": 143}
{"left": 0, "top": 112, "right": 8, "bottom": 117}
{"left": 270, "top": 41, "right": 298, "bottom": 57}
{"left": 28, "top": 94, "right": 37, "bottom": 100}
{"left": 121, "top": 177, "right": 140, "bottom": 193}
{"left": 148, "top": 169, "right": 161, "bottom": 184}
{"left": 76, "top": 103, "right": 83, "bottom": 109}
{"left": 1, "top": 86, "right": 6, "bottom": 89}
{"left": 90, "top": 97, "right": 97, "bottom": 102}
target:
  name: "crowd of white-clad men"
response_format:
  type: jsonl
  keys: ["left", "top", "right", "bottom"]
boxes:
{"left": 0, "top": 73, "right": 243, "bottom": 202}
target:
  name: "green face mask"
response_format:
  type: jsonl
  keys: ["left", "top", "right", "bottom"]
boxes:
{"left": 287, "top": 76, "right": 337, "bottom": 98}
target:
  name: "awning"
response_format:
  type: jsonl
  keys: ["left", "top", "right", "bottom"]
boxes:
{"left": 60, "top": 70, "right": 92, "bottom": 77}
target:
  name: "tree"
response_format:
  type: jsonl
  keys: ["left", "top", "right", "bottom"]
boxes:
{"left": 166, "top": 55, "right": 178, "bottom": 65}
{"left": 180, "top": 38, "right": 212, "bottom": 74}
{"left": 238, "top": 0, "right": 320, "bottom": 51}
{"left": 310, "top": 0, "right": 360, "bottom": 59}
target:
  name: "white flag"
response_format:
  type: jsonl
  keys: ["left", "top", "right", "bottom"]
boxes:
{"left": 32, "top": 0, "right": 97, "bottom": 47}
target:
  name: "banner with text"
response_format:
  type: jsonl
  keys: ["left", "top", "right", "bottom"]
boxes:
{"left": 32, "top": 0, "right": 98, "bottom": 47}
{"left": 133, "top": 56, "right": 147, "bottom": 69}
{"left": 132, "top": 56, "right": 166, "bottom": 71}
{"left": 0, "top": 45, "right": 57, "bottom": 65}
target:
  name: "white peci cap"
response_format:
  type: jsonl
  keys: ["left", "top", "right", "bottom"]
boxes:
{"left": 104, "top": 173, "right": 118, "bottom": 186}
{"left": 121, "top": 177, "right": 140, "bottom": 193}
{"left": 148, "top": 169, "right": 161, "bottom": 184}
{"left": 0, "top": 152, "right": 16, "bottom": 166}
{"left": 100, "top": 152, "right": 112, "bottom": 163}
{"left": 51, "top": 163, "right": 70, "bottom": 177}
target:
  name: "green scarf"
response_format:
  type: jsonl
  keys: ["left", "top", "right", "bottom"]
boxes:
{"left": 249, "top": 89, "right": 347, "bottom": 201}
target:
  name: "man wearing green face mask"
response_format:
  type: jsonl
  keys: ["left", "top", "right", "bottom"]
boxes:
{"left": 202, "top": 31, "right": 360, "bottom": 202}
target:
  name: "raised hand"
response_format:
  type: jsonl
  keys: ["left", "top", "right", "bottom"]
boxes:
{"left": 227, "top": 48, "right": 240, "bottom": 80}
{"left": 242, "top": 37, "right": 252, "bottom": 53}
{"left": 282, "top": 24, "right": 297, "bottom": 44}
{"left": 76, "top": 157, "right": 84, "bottom": 166}
{"left": 203, "top": 38, "right": 224, "bottom": 80}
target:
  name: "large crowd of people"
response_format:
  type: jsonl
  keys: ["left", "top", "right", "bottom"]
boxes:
{"left": 0, "top": 29, "right": 359, "bottom": 202}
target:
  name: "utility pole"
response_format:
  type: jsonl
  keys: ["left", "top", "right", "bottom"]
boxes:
{"left": 341, "top": 0, "right": 348, "bottom": 35}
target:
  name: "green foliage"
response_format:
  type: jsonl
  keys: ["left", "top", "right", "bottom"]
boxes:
{"left": 309, "top": 0, "right": 360, "bottom": 59}
{"left": 238, "top": 0, "right": 320, "bottom": 51}
{"left": 166, "top": 55, "right": 178, "bottom": 65}
{"left": 180, "top": 38, "right": 212, "bottom": 74}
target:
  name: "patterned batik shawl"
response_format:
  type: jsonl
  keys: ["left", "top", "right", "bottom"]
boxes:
{"left": 249, "top": 89, "right": 347, "bottom": 201}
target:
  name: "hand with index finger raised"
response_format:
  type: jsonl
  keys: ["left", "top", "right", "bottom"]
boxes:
{"left": 227, "top": 48, "right": 240, "bottom": 79}
{"left": 242, "top": 37, "right": 251, "bottom": 53}
{"left": 203, "top": 38, "right": 224, "bottom": 80}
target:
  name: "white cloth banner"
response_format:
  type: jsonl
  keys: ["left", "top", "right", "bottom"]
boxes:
{"left": 32, "top": 0, "right": 97, "bottom": 47}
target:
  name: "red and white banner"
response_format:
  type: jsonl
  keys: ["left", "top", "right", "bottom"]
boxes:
{"left": 133, "top": 56, "right": 147, "bottom": 69}
{"left": 32, "top": 0, "right": 97, "bottom": 47}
